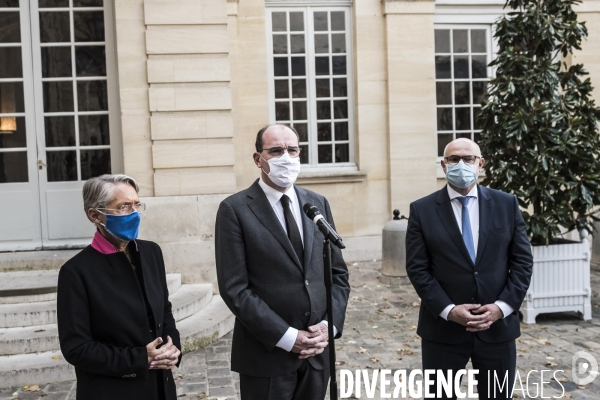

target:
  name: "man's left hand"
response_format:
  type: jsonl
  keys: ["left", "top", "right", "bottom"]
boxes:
{"left": 151, "top": 336, "right": 181, "bottom": 369}
{"left": 298, "top": 323, "right": 329, "bottom": 359}
{"left": 465, "top": 304, "right": 503, "bottom": 332}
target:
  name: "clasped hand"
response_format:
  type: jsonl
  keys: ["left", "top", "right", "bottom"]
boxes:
{"left": 292, "top": 322, "right": 329, "bottom": 359}
{"left": 448, "top": 304, "right": 503, "bottom": 332}
{"left": 146, "top": 335, "right": 181, "bottom": 370}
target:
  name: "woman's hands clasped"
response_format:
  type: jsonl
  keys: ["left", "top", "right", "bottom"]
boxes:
{"left": 146, "top": 336, "right": 181, "bottom": 370}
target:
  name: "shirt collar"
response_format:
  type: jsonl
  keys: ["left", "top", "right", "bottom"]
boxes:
{"left": 91, "top": 230, "right": 138, "bottom": 254}
{"left": 258, "top": 178, "right": 297, "bottom": 208}
{"left": 447, "top": 184, "right": 478, "bottom": 201}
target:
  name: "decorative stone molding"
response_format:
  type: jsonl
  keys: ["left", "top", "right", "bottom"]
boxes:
{"left": 382, "top": 0, "right": 435, "bottom": 16}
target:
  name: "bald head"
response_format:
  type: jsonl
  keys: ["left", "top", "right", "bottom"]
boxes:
{"left": 443, "top": 138, "right": 482, "bottom": 158}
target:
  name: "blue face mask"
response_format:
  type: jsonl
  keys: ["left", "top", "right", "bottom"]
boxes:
{"left": 99, "top": 211, "right": 141, "bottom": 242}
{"left": 446, "top": 160, "right": 478, "bottom": 188}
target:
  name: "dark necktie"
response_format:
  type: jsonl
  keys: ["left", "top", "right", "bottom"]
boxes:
{"left": 457, "top": 196, "right": 476, "bottom": 264}
{"left": 280, "top": 194, "right": 304, "bottom": 267}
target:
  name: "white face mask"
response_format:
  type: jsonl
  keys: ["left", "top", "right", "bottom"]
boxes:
{"left": 261, "top": 152, "right": 301, "bottom": 187}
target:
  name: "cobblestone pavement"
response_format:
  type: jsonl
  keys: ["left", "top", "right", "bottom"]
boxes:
{"left": 3, "top": 261, "right": 600, "bottom": 399}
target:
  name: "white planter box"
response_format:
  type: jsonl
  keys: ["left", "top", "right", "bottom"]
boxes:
{"left": 521, "top": 231, "right": 592, "bottom": 324}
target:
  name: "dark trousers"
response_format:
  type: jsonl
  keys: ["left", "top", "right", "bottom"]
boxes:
{"left": 239, "top": 360, "right": 329, "bottom": 400}
{"left": 422, "top": 335, "right": 516, "bottom": 400}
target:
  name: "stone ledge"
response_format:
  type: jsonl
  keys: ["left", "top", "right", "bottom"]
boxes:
{"left": 296, "top": 169, "right": 367, "bottom": 185}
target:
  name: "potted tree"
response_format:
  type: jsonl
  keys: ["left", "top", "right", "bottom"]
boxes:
{"left": 478, "top": 0, "right": 600, "bottom": 323}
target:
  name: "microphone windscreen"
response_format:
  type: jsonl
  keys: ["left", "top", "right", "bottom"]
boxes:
{"left": 303, "top": 203, "right": 320, "bottom": 219}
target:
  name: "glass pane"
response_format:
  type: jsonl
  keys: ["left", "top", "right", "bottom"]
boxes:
{"left": 77, "top": 80, "right": 107, "bottom": 111}
{"left": 331, "top": 12, "right": 345, "bottom": 31}
{"left": 43, "top": 81, "right": 73, "bottom": 112}
{"left": 331, "top": 34, "right": 345, "bottom": 53}
{"left": 292, "top": 101, "right": 306, "bottom": 120}
{"left": 472, "top": 55, "right": 487, "bottom": 79}
{"left": 289, "top": 12, "right": 303, "bottom": 31}
{"left": 0, "top": 0, "right": 20, "bottom": 7}
{"left": 314, "top": 12, "right": 327, "bottom": 31}
{"left": 275, "top": 102, "right": 289, "bottom": 120}
{"left": 335, "top": 121, "right": 348, "bottom": 140}
{"left": 272, "top": 35, "right": 287, "bottom": 54}
{"left": 333, "top": 100, "right": 347, "bottom": 119}
{"left": 472, "top": 81, "right": 487, "bottom": 104}
{"left": 46, "top": 150, "right": 77, "bottom": 182}
{"left": 453, "top": 56, "right": 469, "bottom": 79}
{"left": 74, "top": 0, "right": 103, "bottom": 6}
{"left": 473, "top": 107, "right": 483, "bottom": 130}
{"left": 435, "top": 56, "right": 450, "bottom": 79}
{"left": 456, "top": 132, "right": 471, "bottom": 140}
{"left": 39, "top": 12, "right": 70, "bottom": 43}
{"left": 0, "top": 152, "right": 28, "bottom": 183}
{"left": 332, "top": 78, "right": 347, "bottom": 97}
{"left": 291, "top": 79, "right": 306, "bottom": 98}
{"left": 435, "top": 30, "right": 450, "bottom": 53}
{"left": 294, "top": 123, "right": 307, "bottom": 142}
{"left": 316, "top": 79, "right": 329, "bottom": 98}
{"left": 272, "top": 12, "right": 286, "bottom": 32}
{"left": 454, "top": 81, "right": 469, "bottom": 105}
{"left": 0, "top": 116, "right": 25, "bottom": 147}
{"left": 0, "top": 12, "right": 20, "bottom": 43}
{"left": 44, "top": 116, "right": 75, "bottom": 147}
{"left": 315, "top": 34, "right": 328, "bottom": 54}
{"left": 317, "top": 122, "right": 331, "bottom": 141}
{"left": 318, "top": 144, "right": 332, "bottom": 163}
{"left": 0, "top": 47, "right": 22, "bottom": 78}
{"left": 0, "top": 82, "right": 25, "bottom": 113}
{"left": 76, "top": 46, "right": 106, "bottom": 76}
{"left": 79, "top": 114, "right": 109, "bottom": 146}
{"left": 273, "top": 58, "right": 288, "bottom": 77}
{"left": 455, "top": 107, "right": 471, "bottom": 130}
{"left": 332, "top": 56, "right": 346, "bottom": 75}
{"left": 74, "top": 11, "right": 105, "bottom": 42}
{"left": 291, "top": 57, "right": 305, "bottom": 76}
{"left": 81, "top": 149, "right": 110, "bottom": 180}
{"left": 274, "top": 80, "right": 288, "bottom": 99}
{"left": 437, "top": 108, "right": 452, "bottom": 131}
{"left": 315, "top": 57, "right": 329, "bottom": 76}
{"left": 335, "top": 143, "right": 349, "bottom": 162}
{"left": 290, "top": 34, "right": 304, "bottom": 54}
{"left": 300, "top": 144, "right": 308, "bottom": 164}
{"left": 41, "top": 46, "right": 71, "bottom": 78}
{"left": 471, "top": 30, "right": 486, "bottom": 53}
{"left": 436, "top": 82, "right": 451, "bottom": 105}
{"left": 453, "top": 30, "right": 468, "bottom": 53}
{"left": 317, "top": 100, "right": 330, "bottom": 120}
{"left": 438, "top": 134, "right": 453, "bottom": 157}
{"left": 39, "top": 0, "right": 68, "bottom": 6}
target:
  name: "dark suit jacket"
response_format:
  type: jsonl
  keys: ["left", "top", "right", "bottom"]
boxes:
{"left": 215, "top": 180, "right": 350, "bottom": 377}
{"left": 57, "top": 240, "right": 181, "bottom": 400}
{"left": 406, "top": 185, "right": 533, "bottom": 344}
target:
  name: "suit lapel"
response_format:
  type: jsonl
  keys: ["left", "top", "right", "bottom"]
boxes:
{"left": 435, "top": 186, "right": 476, "bottom": 267}
{"left": 246, "top": 181, "right": 304, "bottom": 273}
{"left": 475, "top": 185, "right": 493, "bottom": 266}
{"left": 295, "top": 186, "right": 314, "bottom": 271}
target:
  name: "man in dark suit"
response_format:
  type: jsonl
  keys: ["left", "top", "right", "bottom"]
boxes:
{"left": 215, "top": 124, "right": 350, "bottom": 400}
{"left": 406, "top": 138, "right": 533, "bottom": 399}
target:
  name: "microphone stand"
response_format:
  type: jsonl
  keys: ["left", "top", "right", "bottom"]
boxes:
{"left": 323, "top": 238, "right": 338, "bottom": 400}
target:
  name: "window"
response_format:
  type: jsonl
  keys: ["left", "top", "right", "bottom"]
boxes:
{"left": 267, "top": 7, "right": 354, "bottom": 167}
{"left": 434, "top": 26, "right": 492, "bottom": 157}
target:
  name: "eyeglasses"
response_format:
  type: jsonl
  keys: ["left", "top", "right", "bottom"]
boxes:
{"left": 444, "top": 155, "right": 481, "bottom": 165}
{"left": 258, "top": 146, "right": 301, "bottom": 158}
{"left": 97, "top": 203, "right": 146, "bottom": 215}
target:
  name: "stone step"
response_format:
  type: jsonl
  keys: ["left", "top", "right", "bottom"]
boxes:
{"left": 0, "top": 324, "right": 59, "bottom": 356}
{"left": 0, "top": 250, "right": 78, "bottom": 273}
{"left": 0, "top": 278, "right": 197, "bottom": 329}
{"left": 0, "top": 270, "right": 59, "bottom": 305}
{"left": 0, "top": 295, "right": 234, "bottom": 388}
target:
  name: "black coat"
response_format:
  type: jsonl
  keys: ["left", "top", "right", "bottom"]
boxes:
{"left": 406, "top": 185, "right": 533, "bottom": 344}
{"left": 57, "top": 240, "right": 181, "bottom": 400}
{"left": 215, "top": 180, "right": 350, "bottom": 377}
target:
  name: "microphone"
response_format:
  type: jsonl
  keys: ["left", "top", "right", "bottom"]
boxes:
{"left": 303, "top": 203, "right": 345, "bottom": 249}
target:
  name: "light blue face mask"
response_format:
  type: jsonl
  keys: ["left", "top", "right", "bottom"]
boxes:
{"left": 98, "top": 210, "right": 141, "bottom": 242}
{"left": 446, "top": 160, "right": 478, "bottom": 188}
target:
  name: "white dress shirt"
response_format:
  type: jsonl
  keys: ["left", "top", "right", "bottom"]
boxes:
{"left": 439, "top": 185, "right": 514, "bottom": 320}
{"left": 258, "top": 178, "right": 337, "bottom": 352}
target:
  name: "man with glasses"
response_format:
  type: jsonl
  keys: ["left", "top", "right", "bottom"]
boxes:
{"left": 215, "top": 124, "right": 350, "bottom": 400}
{"left": 405, "top": 138, "right": 533, "bottom": 399}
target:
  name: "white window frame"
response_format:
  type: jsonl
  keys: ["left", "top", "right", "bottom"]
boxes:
{"left": 265, "top": 4, "right": 356, "bottom": 172}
